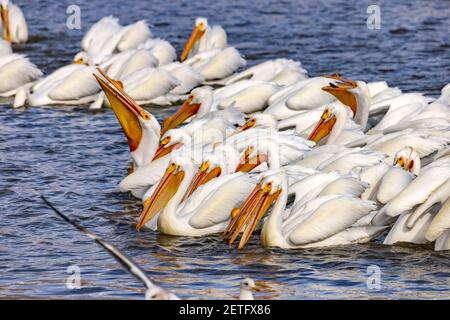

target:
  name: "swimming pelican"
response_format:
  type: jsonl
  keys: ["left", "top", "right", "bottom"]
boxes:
{"left": 372, "top": 156, "right": 450, "bottom": 244}
{"left": 41, "top": 195, "right": 180, "bottom": 300}
{"left": 0, "top": 53, "right": 42, "bottom": 105}
{"left": 93, "top": 68, "right": 160, "bottom": 170}
{"left": 180, "top": 17, "right": 227, "bottom": 62}
{"left": 22, "top": 64, "right": 99, "bottom": 106}
{"left": 225, "top": 171, "right": 382, "bottom": 249}
{"left": 0, "top": 0, "right": 27, "bottom": 43}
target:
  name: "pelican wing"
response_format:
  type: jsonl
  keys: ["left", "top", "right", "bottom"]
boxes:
{"left": 383, "top": 165, "right": 450, "bottom": 218}
{"left": 125, "top": 68, "right": 180, "bottom": 101}
{"left": 299, "top": 226, "right": 388, "bottom": 248}
{"left": 48, "top": 66, "right": 99, "bottom": 101}
{"left": 117, "top": 20, "right": 152, "bottom": 52}
{"left": 426, "top": 197, "right": 450, "bottom": 242}
{"left": 288, "top": 196, "right": 377, "bottom": 245}
{"left": 0, "top": 54, "right": 42, "bottom": 93}
{"left": 199, "top": 47, "right": 246, "bottom": 81}
{"left": 187, "top": 173, "right": 256, "bottom": 229}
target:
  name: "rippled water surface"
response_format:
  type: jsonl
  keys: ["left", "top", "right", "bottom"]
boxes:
{"left": 1, "top": 0, "right": 449, "bottom": 299}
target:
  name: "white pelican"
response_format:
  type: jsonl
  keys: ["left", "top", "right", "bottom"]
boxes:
{"left": 41, "top": 195, "right": 180, "bottom": 300}
{"left": 93, "top": 69, "right": 160, "bottom": 169}
{"left": 180, "top": 17, "right": 227, "bottom": 62}
{"left": 307, "top": 102, "right": 366, "bottom": 145}
{"left": 225, "top": 171, "right": 382, "bottom": 249}
{"left": 22, "top": 64, "right": 99, "bottom": 106}
{"left": 0, "top": 52, "right": 42, "bottom": 107}
{"left": 0, "top": 0, "right": 27, "bottom": 43}
{"left": 373, "top": 156, "right": 450, "bottom": 247}
{"left": 376, "top": 146, "right": 420, "bottom": 205}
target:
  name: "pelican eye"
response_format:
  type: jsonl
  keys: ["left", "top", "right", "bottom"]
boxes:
{"left": 161, "top": 136, "right": 171, "bottom": 146}
{"left": 141, "top": 111, "right": 151, "bottom": 120}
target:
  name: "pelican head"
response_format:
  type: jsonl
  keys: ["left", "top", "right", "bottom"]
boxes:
{"left": 161, "top": 86, "right": 213, "bottom": 135}
{"left": 73, "top": 52, "right": 90, "bottom": 65}
{"left": 153, "top": 129, "right": 190, "bottom": 160}
{"left": 307, "top": 105, "right": 337, "bottom": 142}
{"left": 233, "top": 114, "right": 278, "bottom": 135}
{"left": 93, "top": 68, "right": 160, "bottom": 167}
{"left": 180, "top": 17, "right": 208, "bottom": 62}
{"left": 225, "top": 175, "right": 283, "bottom": 249}
{"left": 137, "top": 156, "right": 194, "bottom": 230}
{"left": 322, "top": 78, "right": 358, "bottom": 117}
{"left": 0, "top": 0, "right": 11, "bottom": 43}
{"left": 182, "top": 145, "right": 239, "bottom": 201}
{"left": 393, "top": 146, "right": 421, "bottom": 175}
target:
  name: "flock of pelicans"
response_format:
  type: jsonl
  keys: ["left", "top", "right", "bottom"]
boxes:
{"left": 2, "top": 1, "right": 450, "bottom": 300}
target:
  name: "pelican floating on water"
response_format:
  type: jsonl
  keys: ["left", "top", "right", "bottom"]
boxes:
{"left": 180, "top": 17, "right": 227, "bottom": 62}
{"left": 0, "top": 0, "right": 27, "bottom": 43}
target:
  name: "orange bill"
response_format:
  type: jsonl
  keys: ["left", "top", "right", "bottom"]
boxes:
{"left": 161, "top": 96, "right": 200, "bottom": 135}
{"left": 0, "top": 6, "right": 11, "bottom": 43}
{"left": 180, "top": 23, "right": 206, "bottom": 62}
{"left": 136, "top": 163, "right": 185, "bottom": 230}
{"left": 181, "top": 161, "right": 222, "bottom": 202}
{"left": 307, "top": 113, "right": 336, "bottom": 143}
{"left": 152, "top": 136, "right": 183, "bottom": 161}
{"left": 93, "top": 68, "right": 151, "bottom": 152}
{"left": 322, "top": 80, "right": 357, "bottom": 117}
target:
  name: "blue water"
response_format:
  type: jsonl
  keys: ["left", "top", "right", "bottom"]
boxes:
{"left": 1, "top": 0, "right": 449, "bottom": 299}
